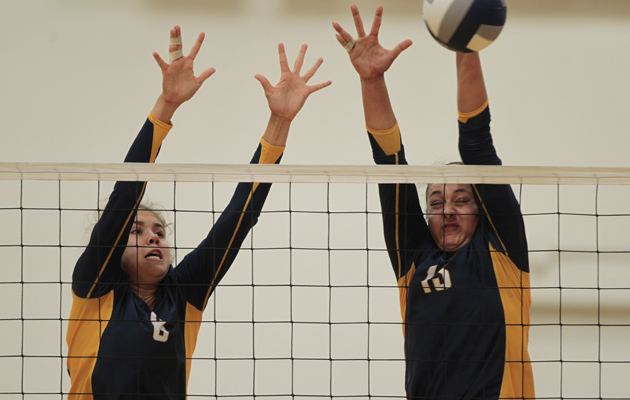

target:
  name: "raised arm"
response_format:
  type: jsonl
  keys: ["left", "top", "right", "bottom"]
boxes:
{"left": 457, "top": 52, "right": 499, "bottom": 166}
{"left": 457, "top": 52, "right": 488, "bottom": 115}
{"left": 72, "top": 26, "right": 214, "bottom": 298}
{"left": 333, "top": 4, "right": 412, "bottom": 130}
{"left": 456, "top": 52, "right": 528, "bottom": 271}
{"left": 256, "top": 42, "right": 332, "bottom": 147}
{"left": 176, "top": 43, "right": 331, "bottom": 310}
{"left": 334, "top": 5, "right": 428, "bottom": 280}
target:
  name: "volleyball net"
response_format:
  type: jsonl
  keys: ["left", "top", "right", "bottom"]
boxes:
{"left": 1, "top": 162, "right": 630, "bottom": 399}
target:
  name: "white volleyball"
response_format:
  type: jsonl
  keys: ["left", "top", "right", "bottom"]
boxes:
{"left": 423, "top": 0, "right": 507, "bottom": 52}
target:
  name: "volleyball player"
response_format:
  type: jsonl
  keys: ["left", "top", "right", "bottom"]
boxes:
{"left": 333, "top": 5, "right": 534, "bottom": 399}
{"left": 67, "top": 25, "right": 331, "bottom": 399}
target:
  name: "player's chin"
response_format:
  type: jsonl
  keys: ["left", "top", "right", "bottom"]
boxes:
{"left": 442, "top": 236, "right": 468, "bottom": 253}
{"left": 142, "top": 262, "right": 169, "bottom": 279}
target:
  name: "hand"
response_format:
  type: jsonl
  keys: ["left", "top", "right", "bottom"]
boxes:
{"left": 255, "top": 43, "right": 332, "bottom": 122}
{"left": 152, "top": 25, "right": 216, "bottom": 112}
{"left": 332, "top": 5, "right": 412, "bottom": 81}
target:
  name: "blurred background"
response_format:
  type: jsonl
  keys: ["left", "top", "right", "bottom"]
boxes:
{"left": 1, "top": 1, "right": 629, "bottom": 398}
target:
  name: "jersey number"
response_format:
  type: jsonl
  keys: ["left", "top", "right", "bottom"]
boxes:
{"left": 421, "top": 264, "right": 452, "bottom": 294}
{"left": 151, "top": 311, "right": 170, "bottom": 342}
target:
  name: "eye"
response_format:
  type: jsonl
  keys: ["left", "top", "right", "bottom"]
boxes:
{"left": 157, "top": 231, "right": 165, "bottom": 238}
{"left": 131, "top": 228, "right": 142, "bottom": 235}
{"left": 455, "top": 196, "right": 473, "bottom": 204}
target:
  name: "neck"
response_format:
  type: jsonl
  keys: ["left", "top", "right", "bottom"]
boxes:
{"left": 132, "top": 284, "right": 159, "bottom": 309}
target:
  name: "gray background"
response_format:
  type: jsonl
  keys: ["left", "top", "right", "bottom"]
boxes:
{"left": 1, "top": 1, "right": 629, "bottom": 398}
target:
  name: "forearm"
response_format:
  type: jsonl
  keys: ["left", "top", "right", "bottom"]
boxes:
{"left": 262, "top": 114, "right": 292, "bottom": 147}
{"left": 361, "top": 76, "right": 397, "bottom": 131}
{"left": 456, "top": 52, "right": 488, "bottom": 115}
{"left": 365, "top": 125, "right": 426, "bottom": 279}
{"left": 458, "top": 101, "right": 500, "bottom": 166}
{"left": 457, "top": 52, "right": 497, "bottom": 166}
{"left": 73, "top": 183, "right": 145, "bottom": 297}
{"left": 150, "top": 94, "right": 181, "bottom": 125}
{"left": 378, "top": 181, "right": 427, "bottom": 279}
{"left": 177, "top": 140, "right": 283, "bottom": 309}
{"left": 124, "top": 115, "right": 171, "bottom": 163}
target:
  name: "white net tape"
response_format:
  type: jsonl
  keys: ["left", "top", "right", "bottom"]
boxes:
{"left": 3, "top": 162, "right": 630, "bottom": 185}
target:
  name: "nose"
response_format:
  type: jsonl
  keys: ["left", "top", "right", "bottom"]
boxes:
{"left": 147, "top": 231, "right": 160, "bottom": 245}
{"left": 443, "top": 202, "right": 455, "bottom": 217}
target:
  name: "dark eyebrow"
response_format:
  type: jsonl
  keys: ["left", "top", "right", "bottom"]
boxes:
{"left": 428, "top": 187, "right": 444, "bottom": 198}
{"left": 132, "top": 220, "right": 164, "bottom": 230}
{"left": 428, "top": 187, "right": 470, "bottom": 198}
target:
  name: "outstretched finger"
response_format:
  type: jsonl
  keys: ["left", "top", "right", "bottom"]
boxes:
{"left": 350, "top": 4, "right": 366, "bottom": 37}
{"left": 302, "top": 57, "right": 324, "bottom": 82}
{"left": 332, "top": 23, "right": 356, "bottom": 53}
{"left": 169, "top": 25, "right": 181, "bottom": 46}
{"left": 169, "top": 25, "right": 184, "bottom": 62}
{"left": 277, "top": 43, "right": 290, "bottom": 73}
{"left": 254, "top": 73, "right": 272, "bottom": 93}
{"left": 196, "top": 67, "right": 217, "bottom": 86}
{"left": 391, "top": 39, "right": 414, "bottom": 59}
{"left": 308, "top": 79, "right": 333, "bottom": 94}
{"left": 188, "top": 32, "right": 205, "bottom": 60}
{"left": 332, "top": 22, "right": 354, "bottom": 44}
{"left": 152, "top": 51, "right": 169, "bottom": 71}
{"left": 369, "top": 5, "right": 383, "bottom": 37}
{"left": 293, "top": 44, "right": 307, "bottom": 73}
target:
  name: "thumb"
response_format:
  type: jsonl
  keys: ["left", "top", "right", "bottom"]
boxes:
{"left": 254, "top": 74, "right": 272, "bottom": 93}
{"left": 196, "top": 67, "right": 216, "bottom": 86}
{"left": 153, "top": 52, "right": 169, "bottom": 71}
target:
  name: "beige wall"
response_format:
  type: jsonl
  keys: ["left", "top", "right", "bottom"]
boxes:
{"left": 1, "top": 1, "right": 629, "bottom": 398}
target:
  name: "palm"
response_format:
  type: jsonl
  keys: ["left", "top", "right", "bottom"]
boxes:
{"left": 265, "top": 72, "right": 310, "bottom": 120}
{"left": 256, "top": 43, "right": 331, "bottom": 122}
{"left": 350, "top": 38, "right": 396, "bottom": 81}
{"left": 160, "top": 59, "right": 202, "bottom": 105}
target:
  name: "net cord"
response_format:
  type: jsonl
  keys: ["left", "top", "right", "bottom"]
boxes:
{"left": 2, "top": 162, "right": 630, "bottom": 185}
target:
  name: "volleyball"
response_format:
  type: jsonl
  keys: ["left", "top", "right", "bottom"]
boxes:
{"left": 423, "top": 0, "right": 507, "bottom": 53}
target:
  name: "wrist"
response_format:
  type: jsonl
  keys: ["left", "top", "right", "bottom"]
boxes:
{"left": 360, "top": 74, "right": 386, "bottom": 86}
{"left": 151, "top": 95, "right": 181, "bottom": 124}
{"left": 262, "top": 113, "right": 292, "bottom": 147}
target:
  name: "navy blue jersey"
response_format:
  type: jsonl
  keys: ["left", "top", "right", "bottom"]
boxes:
{"left": 367, "top": 103, "right": 534, "bottom": 399}
{"left": 67, "top": 114, "right": 284, "bottom": 399}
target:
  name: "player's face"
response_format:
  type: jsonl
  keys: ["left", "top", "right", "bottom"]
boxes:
{"left": 426, "top": 183, "right": 480, "bottom": 254}
{"left": 121, "top": 210, "right": 171, "bottom": 287}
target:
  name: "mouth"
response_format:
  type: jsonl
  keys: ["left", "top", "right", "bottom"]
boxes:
{"left": 443, "top": 223, "right": 459, "bottom": 233}
{"left": 145, "top": 249, "right": 163, "bottom": 260}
